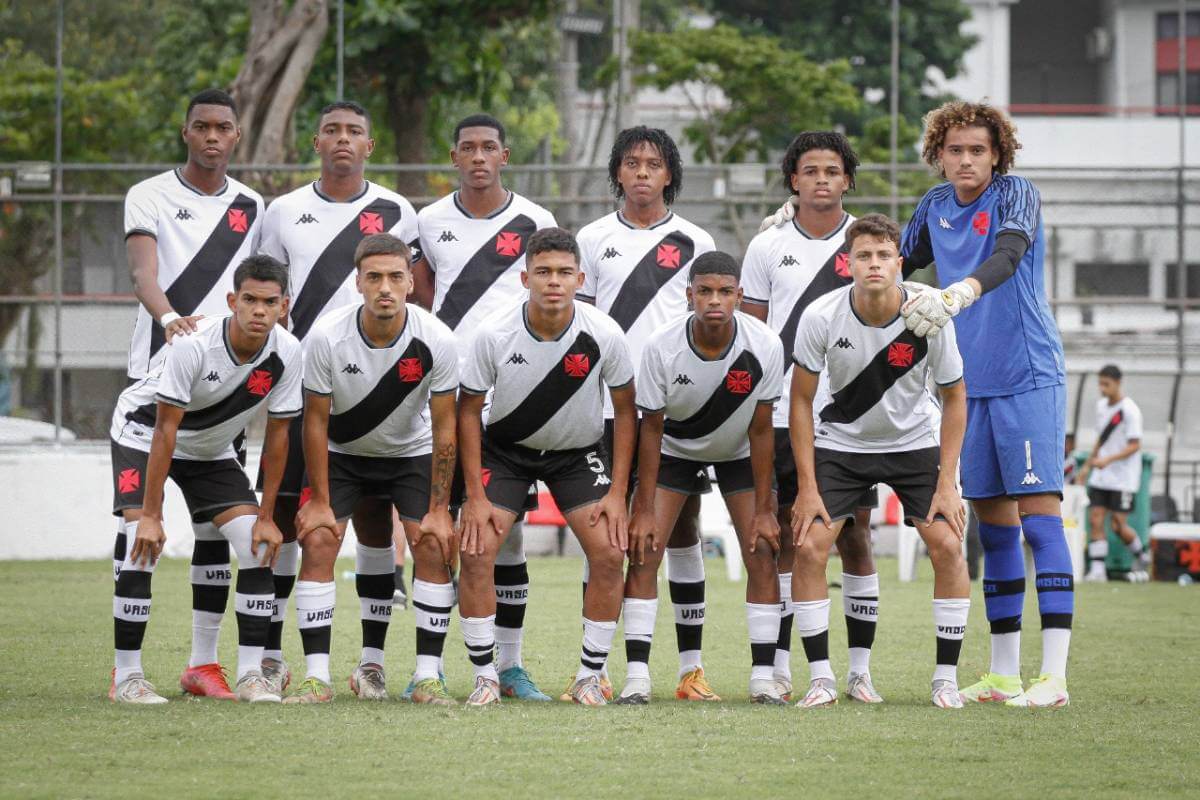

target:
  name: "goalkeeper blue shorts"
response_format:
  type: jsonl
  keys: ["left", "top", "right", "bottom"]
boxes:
{"left": 961, "top": 384, "right": 1065, "bottom": 500}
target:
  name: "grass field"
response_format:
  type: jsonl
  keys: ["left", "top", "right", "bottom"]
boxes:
{"left": 1, "top": 555, "right": 1197, "bottom": 798}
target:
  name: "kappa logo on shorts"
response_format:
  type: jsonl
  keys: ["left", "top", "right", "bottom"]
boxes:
{"left": 656, "top": 244, "right": 682, "bottom": 269}
{"left": 481, "top": 468, "right": 493, "bottom": 487}
{"left": 887, "top": 342, "right": 914, "bottom": 368}
{"left": 246, "top": 369, "right": 274, "bottom": 396}
{"left": 117, "top": 468, "right": 141, "bottom": 494}
{"left": 1021, "top": 439, "right": 1043, "bottom": 485}
{"left": 725, "top": 369, "right": 752, "bottom": 394}
{"left": 398, "top": 358, "right": 424, "bottom": 382}
{"left": 495, "top": 231, "right": 523, "bottom": 257}
{"left": 563, "top": 353, "right": 590, "bottom": 378}
{"left": 359, "top": 211, "right": 384, "bottom": 235}
{"left": 972, "top": 211, "right": 990, "bottom": 236}
{"left": 834, "top": 252, "right": 851, "bottom": 278}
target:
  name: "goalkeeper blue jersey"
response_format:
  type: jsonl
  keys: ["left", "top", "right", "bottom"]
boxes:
{"left": 900, "top": 174, "right": 1065, "bottom": 398}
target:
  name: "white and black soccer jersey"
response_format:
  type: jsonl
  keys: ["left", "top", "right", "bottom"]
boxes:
{"left": 741, "top": 213, "right": 855, "bottom": 428}
{"left": 461, "top": 301, "right": 634, "bottom": 451}
{"left": 111, "top": 317, "right": 303, "bottom": 461}
{"left": 259, "top": 181, "right": 421, "bottom": 341}
{"left": 794, "top": 285, "right": 963, "bottom": 454}
{"left": 637, "top": 312, "right": 783, "bottom": 463}
{"left": 1087, "top": 396, "right": 1143, "bottom": 493}
{"left": 577, "top": 210, "right": 716, "bottom": 376}
{"left": 303, "top": 303, "right": 458, "bottom": 458}
{"left": 418, "top": 191, "right": 557, "bottom": 334}
{"left": 123, "top": 169, "right": 265, "bottom": 379}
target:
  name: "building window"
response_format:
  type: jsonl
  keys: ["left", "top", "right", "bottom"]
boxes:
{"left": 1165, "top": 262, "right": 1200, "bottom": 309}
{"left": 1157, "top": 72, "right": 1200, "bottom": 110}
{"left": 1157, "top": 11, "right": 1200, "bottom": 41}
{"left": 1074, "top": 262, "right": 1150, "bottom": 298}
{"left": 1155, "top": 12, "right": 1200, "bottom": 115}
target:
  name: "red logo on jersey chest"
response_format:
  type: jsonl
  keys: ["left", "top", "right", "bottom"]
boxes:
{"left": 398, "top": 358, "right": 424, "bottom": 382}
{"left": 117, "top": 468, "right": 141, "bottom": 494}
{"left": 726, "top": 370, "right": 752, "bottom": 394}
{"left": 972, "top": 211, "right": 990, "bottom": 236}
{"left": 887, "top": 342, "right": 915, "bottom": 368}
{"left": 227, "top": 208, "right": 249, "bottom": 233}
{"left": 834, "top": 251, "right": 851, "bottom": 278}
{"left": 563, "top": 353, "right": 590, "bottom": 378}
{"left": 359, "top": 211, "right": 384, "bottom": 235}
{"left": 246, "top": 369, "right": 273, "bottom": 396}
{"left": 495, "top": 231, "right": 523, "bottom": 257}
{"left": 481, "top": 468, "right": 493, "bottom": 488}
{"left": 656, "top": 244, "right": 681, "bottom": 269}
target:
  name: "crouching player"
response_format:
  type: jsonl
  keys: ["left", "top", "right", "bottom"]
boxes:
{"left": 618, "top": 251, "right": 784, "bottom": 705}
{"left": 789, "top": 214, "right": 971, "bottom": 709}
{"left": 293, "top": 234, "right": 459, "bottom": 704}
{"left": 108, "top": 255, "right": 301, "bottom": 703}
{"left": 457, "top": 227, "right": 636, "bottom": 706}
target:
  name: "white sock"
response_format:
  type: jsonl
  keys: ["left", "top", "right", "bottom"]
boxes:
{"left": 1126, "top": 536, "right": 1143, "bottom": 555}
{"left": 1087, "top": 539, "right": 1108, "bottom": 576}
{"left": 842, "top": 572, "right": 879, "bottom": 677}
{"left": 774, "top": 572, "right": 793, "bottom": 679}
{"left": 189, "top": 611, "right": 223, "bottom": 668}
{"left": 189, "top": 521, "right": 228, "bottom": 668}
{"left": 461, "top": 615, "right": 498, "bottom": 683}
{"left": 622, "top": 597, "right": 658, "bottom": 682}
{"left": 932, "top": 598, "right": 970, "bottom": 685}
{"left": 990, "top": 632, "right": 1022, "bottom": 677}
{"left": 1041, "top": 628, "right": 1071, "bottom": 679}
{"left": 793, "top": 598, "right": 834, "bottom": 682}
{"left": 747, "top": 602, "right": 782, "bottom": 682}
{"left": 577, "top": 618, "right": 617, "bottom": 681}
{"left": 294, "top": 580, "right": 336, "bottom": 683}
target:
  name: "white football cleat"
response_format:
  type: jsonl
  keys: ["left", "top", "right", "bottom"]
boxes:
{"left": 749, "top": 678, "right": 788, "bottom": 705}
{"left": 797, "top": 677, "right": 838, "bottom": 708}
{"left": 1006, "top": 674, "right": 1069, "bottom": 708}
{"left": 931, "top": 679, "right": 963, "bottom": 709}
{"left": 614, "top": 676, "right": 651, "bottom": 705}
{"left": 846, "top": 672, "right": 884, "bottom": 704}
{"left": 110, "top": 672, "right": 168, "bottom": 705}
{"left": 235, "top": 670, "right": 281, "bottom": 703}
{"left": 773, "top": 673, "right": 793, "bottom": 702}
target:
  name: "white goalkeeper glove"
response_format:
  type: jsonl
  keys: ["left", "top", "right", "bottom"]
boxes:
{"left": 758, "top": 196, "right": 798, "bottom": 233}
{"left": 900, "top": 280, "right": 977, "bottom": 338}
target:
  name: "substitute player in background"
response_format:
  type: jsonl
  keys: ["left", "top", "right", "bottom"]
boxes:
{"left": 577, "top": 126, "right": 720, "bottom": 701}
{"left": 256, "top": 100, "right": 423, "bottom": 694}
{"left": 1079, "top": 365, "right": 1148, "bottom": 581}
{"left": 456, "top": 228, "right": 636, "bottom": 706}
{"left": 124, "top": 88, "right": 266, "bottom": 700}
{"left": 790, "top": 215, "right": 970, "bottom": 709}
{"left": 414, "top": 114, "right": 558, "bottom": 701}
{"left": 745, "top": 132, "right": 885, "bottom": 703}
{"left": 108, "top": 256, "right": 301, "bottom": 703}
{"left": 291, "top": 235, "right": 458, "bottom": 704}
{"left": 897, "top": 101, "right": 1073, "bottom": 707}
{"left": 619, "top": 251, "right": 783, "bottom": 705}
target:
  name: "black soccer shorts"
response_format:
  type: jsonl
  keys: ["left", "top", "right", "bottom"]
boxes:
{"left": 481, "top": 437, "right": 612, "bottom": 516}
{"left": 656, "top": 454, "right": 756, "bottom": 497}
{"left": 111, "top": 440, "right": 257, "bottom": 523}
{"left": 1087, "top": 487, "right": 1135, "bottom": 514}
{"left": 813, "top": 446, "right": 942, "bottom": 526}
{"left": 327, "top": 451, "right": 432, "bottom": 523}
{"left": 775, "top": 428, "right": 877, "bottom": 511}
{"left": 255, "top": 414, "right": 306, "bottom": 498}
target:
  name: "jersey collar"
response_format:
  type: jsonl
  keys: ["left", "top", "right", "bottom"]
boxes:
{"left": 222, "top": 317, "right": 271, "bottom": 366}
{"left": 355, "top": 304, "right": 410, "bottom": 349}
{"left": 522, "top": 301, "right": 576, "bottom": 342}
{"left": 685, "top": 314, "right": 739, "bottom": 361}
{"left": 792, "top": 212, "right": 848, "bottom": 241}
{"left": 312, "top": 180, "right": 370, "bottom": 204}
{"left": 453, "top": 190, "right": 514, "bottom": 220}
{"left": 174, "top": 168, "right": 228, "bottom": 198}
{"left": 617, "top": 209, "right": 674, "bottom": 230}
{"left": 847, "top": 285, "right": 906, "bottom": 329}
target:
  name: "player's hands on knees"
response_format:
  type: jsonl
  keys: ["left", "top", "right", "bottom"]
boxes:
{"left": 130, "top": 516, "right": 166, "bottom": 568}
{"left": 759, "top": 196, "right": 798, "bottom": 233}
{"left": 460, "top": 495, "right": 496, "bottom": 556}
{"left": 791, "top": 487, "right": 832, "bottom": 549}
{"left": 926, "top": 482, "right": 966, "bottom": 541}
{"left": 750, "top": 511, "right": 781, "bottom": 556}
{"left": 252, "top": 517, "right": 283, "bottom": 568}
{"left": 295, "top": 500, "right": 339, "bottom": 545}
{"left": 164, "top": 314, "right": 204, "bottom": 343}
{"left": 418, "top": 508, "right": 457, "bottom": 567}
{"left": 627, "top": 509, "right": 658, "bottom": 566}
{"left": 590, "top": 489, "right": 629, "bottom": 552}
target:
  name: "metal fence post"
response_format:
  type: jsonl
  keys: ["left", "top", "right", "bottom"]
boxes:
{"left": 53, "top": 0, "right": 65, "bottom": 444}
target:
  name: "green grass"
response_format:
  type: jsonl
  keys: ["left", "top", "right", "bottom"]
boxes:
{"left": 1, "top": 556, "right": 1197, "bottom": 798}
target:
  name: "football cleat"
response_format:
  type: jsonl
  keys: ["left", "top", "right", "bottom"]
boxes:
{"left": 749, "top": 678, "right": 788, "bottom": 705}
{"left": 235, "top": 670, "right": 281, "bottom": 703}
{"left": 282, "top": 677, "right": 334, "bottom": 704}
{"left": 1005, "top": 674, "right": 1069, "bottom": 708}
{"left": 931, "top": 679, "right": 963, "bottom": 709}
{"left": 600, "top": 672, "right": 614, "bottom": 701}
{"left": 261, "top": 658, "right": 291, "bottom": 696}
{"left": 1083, "top": 569, "right": 1107, "bottom": 583}
{"left": 401, "top": 672, "right": 446, "bottom": 701}
{"left": 179, "top": 663, "right": 236, "bottom": 700}
{"left": 499, "top": 666, "right": 552, "bottom": 701}
{"left": 110, "top": 671, "right": 168, "bottom": 705}
{"left": 614, "top": 676, "right": 652, "bottom": 705}
{"left": 675, "top": 668, "right": 721, "bottom": 701}
{"left": 567, "top": 675, "right": 608, "bottom": 706}
{"left": 773, "top": 673, "right": 793, "bottom": 702}
{"left": 960, "top": 673, "right": 1023, "bottom": 703}
{"left": 409, "top": 677, "right": 456, "bottom": 706}
{"left": 393, "top": 587, "right": 408, "bottom": 611}
{"left": 349, "top": 663, "right": 388, "bottom": 701}
{"left": 466, "top": 675, "right": 501, "bottom": 706}
{"left": 846, "top": 672, "right": 884, "bottom": 704}
{"left": 797, "top": 677, "right": 838, "bottom": 708}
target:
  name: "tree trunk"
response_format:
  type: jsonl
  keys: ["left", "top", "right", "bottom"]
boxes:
{"left": 385, "top": 77, "right": 430, "bottom": 200}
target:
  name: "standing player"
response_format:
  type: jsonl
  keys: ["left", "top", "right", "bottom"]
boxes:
{"left": 124, "top": 88, "right": 266, "bottom": 700}
{"left": 1079, "top": 365, "right": 1147, "bottom": 580}
{"left": 456, "top": 227, "right": 635, "bottom": 706}
{"left": 576, "top": 126, "right": 721, "bottom": 701}
{"left": 789, "top": 214, "right": 970, "bottom": 709}
{"left": 290, "top": 234, "right": 458, "bottom": 704}
{"left": 414, "top": 114, "right": 558, "bottom": 701}
{"left": 743, "top": 132, "right": 885, "bottom": 703}
{"left": 897, "top": 101, "right": 1073, "bottom": 707}
{"left": 256, "top": 100, "right": 423, "bottom": 695}
{"left": 108, "top": 256, "right": 301, "bottom": 703}
{"left": 619, "top": 251, "right": 783, "bottom": 705}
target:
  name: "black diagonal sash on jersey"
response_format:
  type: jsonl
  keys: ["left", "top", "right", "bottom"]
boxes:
{"left": 778, "top": 244, "right": 851, "bottom": 368}
{"left": 289, "top": 199, "right": 403, "bottom": 340}
{"left": 1096, "top": 409, "right": 1124, "bottom": 449}
{"left": 607, "top": 231, "right": 696, "bottom": 331}
{"left": 327, "top": 339, "right": 434, "bottom": 445}
{"left": 149, "top": 193, "right": 259, "bottom": 361}
{"left": 818, "top": 331, "right": 929, "bottom": 425}
{"left": 486, "top": 331, "right": 602, "bottom": 445}
{"left": 663, "top": 350, "right": 764, "bottom": 440}
{"left": 436, "top": 214, "right": 538, "bottom": 330}
{"left": 127, "top": 352, "right": 285, "bottom": 430}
